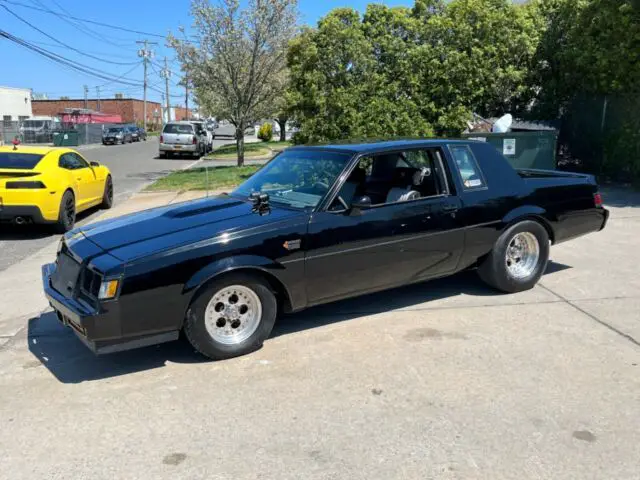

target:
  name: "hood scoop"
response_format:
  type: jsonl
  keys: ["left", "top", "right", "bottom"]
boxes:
{"left": 166, "top": 200, "right": 244, "bottom": 218}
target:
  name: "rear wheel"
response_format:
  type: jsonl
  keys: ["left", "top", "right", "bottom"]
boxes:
{"left": 184, "top": 273, "right": 277, "bottom": 360}
{"left": 159, "top": 152, "right": 167, "bottom": 159}
{"left": 54, "top": 190, "right": 76, "bottom": 233}
{"left": 478, "top": 220, "right": 549, "bottom": 293}
{"left": 100, "top": 175, "right": 113, "bottom": 209}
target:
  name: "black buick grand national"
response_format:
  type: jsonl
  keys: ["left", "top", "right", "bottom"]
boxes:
{"left": 42, "top": 139, "right": 609, "bottom": 359}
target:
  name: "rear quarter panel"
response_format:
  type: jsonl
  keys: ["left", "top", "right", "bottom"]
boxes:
{"left": 449, "top": 142, "right": 603, "bottom": 270}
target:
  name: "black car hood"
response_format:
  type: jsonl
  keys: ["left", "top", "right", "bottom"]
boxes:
{"left": 75, "top": 194, "right": 304, "bottom": 262}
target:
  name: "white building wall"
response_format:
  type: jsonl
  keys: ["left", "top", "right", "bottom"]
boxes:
{"left": 0, "top": 86, "right": 33, "bottom": 122}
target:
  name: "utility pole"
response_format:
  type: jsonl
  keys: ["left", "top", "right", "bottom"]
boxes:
{"left": 136, "top": 39, "right": 157, "bottom": 130}
{"left": 95, "top": 86, "right": 101, "bottom": 112}
{"left": 83, "top": 85, "right": 88, "bottom": 109}
{"left": 160, "top": 57, "right": 172, "bottom": 123}
{"left": 160, "top": 93, "right": 165, "bottom": 130}
{"left": 185, "top": 76, "right": 189, "bottom": 120}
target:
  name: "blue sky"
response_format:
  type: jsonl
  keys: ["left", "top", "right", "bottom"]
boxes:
{"left": 0, "top": 0, "right": 407, "bottom": 106}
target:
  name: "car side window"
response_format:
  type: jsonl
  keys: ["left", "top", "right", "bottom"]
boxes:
{"left": 59, "top": 153, "right": 87, "bottom": 170}
{"left": 449, "top": 145, "right": 486, "bottom": 189}
{"left": 71, "top": 153, "right": 89, "bottom": 169}
{"left": 328, "top": 148, "right": 450, "bottom": 211}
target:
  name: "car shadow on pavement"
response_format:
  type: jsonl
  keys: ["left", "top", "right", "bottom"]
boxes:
{"left": 0, "top": 208, "right": 98, "bottom": 241}
{"left": 27, "top": 312, "right": 206, "bottom": 384}
{"left": 27, "top": 262, "right": 571, "bottom": 384}
{"left": 273, "top": 263, "right": 571, "bottom": 338}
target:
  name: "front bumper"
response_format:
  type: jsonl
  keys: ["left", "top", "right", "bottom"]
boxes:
{"left": 42, "top": 263, "right": 178, "bottom": 354}
{"left": 159, "top": 143, "right": 197, "bottom": 153}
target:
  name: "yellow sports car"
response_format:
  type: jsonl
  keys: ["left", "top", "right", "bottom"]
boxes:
{"left": 0, "top": 146, "right": 113, "bottom": 232}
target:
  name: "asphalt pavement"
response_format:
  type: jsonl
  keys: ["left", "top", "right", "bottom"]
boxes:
{"left": 0, "top": 125, "right": 239, "bottom": 272}
{"left": 0, "top": 187, "right": 638, "bottom": 479}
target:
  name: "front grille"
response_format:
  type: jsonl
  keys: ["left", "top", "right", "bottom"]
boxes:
{"left": 50, "top": 252, "right": 82, "bottom": 299}
{"left": 81, "top": 268, "right": 102, "bottom": 298}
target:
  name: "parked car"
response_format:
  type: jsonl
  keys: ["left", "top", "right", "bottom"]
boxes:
{"left": 158, "top": 121, "right": 205, "bottom": 159}
{"left": 134, "top": 126, "right": 147, "bottom": 142}
{"left": 190, "top": 120, "right": 214, "bottom": 152}
{"left": 42, "top": 139, "right": 609, "bottom": 360}
{"left": 127, "top": 125, "right": 140, "bottom": 142}
{"left": 0, "top": 145, "right": 113, "bottom": 232}
{"left": 102, "top": 126, "right": 132, "bottom": 145}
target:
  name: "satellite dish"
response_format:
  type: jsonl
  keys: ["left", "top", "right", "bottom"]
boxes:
{"left": 492, "top": 114, "right": 513, "bottom": 133}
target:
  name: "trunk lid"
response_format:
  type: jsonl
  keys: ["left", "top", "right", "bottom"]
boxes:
{"left": 0, "top": 170, "right": 41, "bottom": 188}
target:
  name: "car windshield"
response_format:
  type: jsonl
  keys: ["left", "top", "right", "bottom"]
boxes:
{"left": 107, "top": 128, "right": 122, "bottom": 133}
{"left": 232, "top": 149, "right": 352, "bottom": 210}
{"left": 0, "top": 152, "right": 45, "bottom": 170}
{"left": 164, "top": 124, "right": 194, "bottom": 134}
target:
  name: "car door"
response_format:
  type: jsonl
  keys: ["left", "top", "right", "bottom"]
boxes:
{"left": 72, "top": 152, "right": 103, "bottom": 201}
{"left": 304, "top": 148, "right": 465, "bottom": 305}
{"left": 59, "top": 153, "right": 94, "bottom": 208}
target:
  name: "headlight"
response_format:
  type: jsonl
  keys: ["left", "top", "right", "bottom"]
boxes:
{"left": 98, "top": 279, "right": 120, "bottom": 300}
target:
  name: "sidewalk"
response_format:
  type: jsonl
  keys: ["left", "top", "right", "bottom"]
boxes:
{"left": 0, "top": 189, "right": 214, "bottom": 347}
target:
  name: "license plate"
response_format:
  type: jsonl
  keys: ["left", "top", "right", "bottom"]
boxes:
{"left": 173, "top": 145, "right": 182, "bottom": 150}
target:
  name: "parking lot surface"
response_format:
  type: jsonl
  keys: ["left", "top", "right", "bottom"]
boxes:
{"left": 0, "top": 188, "right": 638, "bottom": 479}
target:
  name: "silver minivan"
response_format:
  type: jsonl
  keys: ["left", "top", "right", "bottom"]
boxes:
{"left": 159, "top": 121, "right": 205, "bottom": 159}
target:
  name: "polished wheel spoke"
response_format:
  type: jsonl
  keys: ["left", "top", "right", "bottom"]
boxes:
{"left": 505, "top": 232, "right": 539, "bottom": 279}
{"left": 204, "top": 285, "right": 262, "bottom": 345}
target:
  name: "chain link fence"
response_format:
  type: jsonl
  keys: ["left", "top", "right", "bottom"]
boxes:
{"left": 559, "top": 94, "right": 640, "bottom": 183}
{"left": 0, "top": 120, "right": 121, "bottom": 146}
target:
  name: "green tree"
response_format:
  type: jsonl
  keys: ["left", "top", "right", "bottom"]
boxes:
{"left": 288, "top": 1, "right": 540, "bottom": 142}
{"left": 170, "top": 0, "right": 298, "bottom": 166}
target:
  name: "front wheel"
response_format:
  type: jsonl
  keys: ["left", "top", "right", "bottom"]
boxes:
{"left": 478, "top": 220, "right": 549, "bottom": 293}
{"left": 184, "top": 274, "right": 277, "bottom": 360}
{"left": 100, "top": 175, "right": 114, "bottom": 209}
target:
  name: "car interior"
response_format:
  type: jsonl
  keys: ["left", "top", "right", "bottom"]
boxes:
{"left": 331, "top": 148, "right": 451, "bottom": 211}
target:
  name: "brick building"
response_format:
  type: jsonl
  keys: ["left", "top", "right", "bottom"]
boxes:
{"left": 32, "top": 98, "right": 192, "bottom": 127}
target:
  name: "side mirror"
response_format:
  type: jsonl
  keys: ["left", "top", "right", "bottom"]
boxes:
{"left": 90, "top": 161, "right": 100, "bottom": 167}
{"left": 351, "top": 195, "right": 372, "bottom": 213}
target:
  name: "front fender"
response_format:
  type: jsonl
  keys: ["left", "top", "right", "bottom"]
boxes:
{"left": 184, "top": 254, "right": 291, "bottom": 296}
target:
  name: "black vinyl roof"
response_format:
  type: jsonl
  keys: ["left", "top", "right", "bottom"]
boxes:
{"left": 287, "top": 138, "right": 472, "bottom": 154}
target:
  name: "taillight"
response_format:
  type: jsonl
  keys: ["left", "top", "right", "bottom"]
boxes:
{"left": 160, "top": 135, "right": 163, "bottom": 143}
{"left": 6, "top": 181, "right": 46, "bottom": 189}
{"left": 192, "top": 136, "right": 197, "bottom": 145}
{"left": 594, "top": 192, "right": 603, "bottom": 208}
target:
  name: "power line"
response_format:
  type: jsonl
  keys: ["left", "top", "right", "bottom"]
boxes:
{"left": 0, "top": 0, "right": 166, "bottom": 39}
{"left": 0, "top": 30, "right": 144, "bottom": 86}
{"left": 31, "top": 0, "right": 135, "bottom": 48}
{"left": 95, "top": 63, "right": 142, "bottom": 88}
{"left": 0, "top": 5, "right": 141, "bottom": 65}
{"left": 16, "top": 36, "right": 137, "bottom": 60}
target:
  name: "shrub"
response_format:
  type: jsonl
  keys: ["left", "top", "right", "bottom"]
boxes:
{"left": 257, "top": 123, "right": 273, "bottom": 142}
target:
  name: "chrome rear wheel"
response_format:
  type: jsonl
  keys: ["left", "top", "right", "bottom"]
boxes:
{"left": 505, "top": 232, "right": 540, "bottom": 279}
